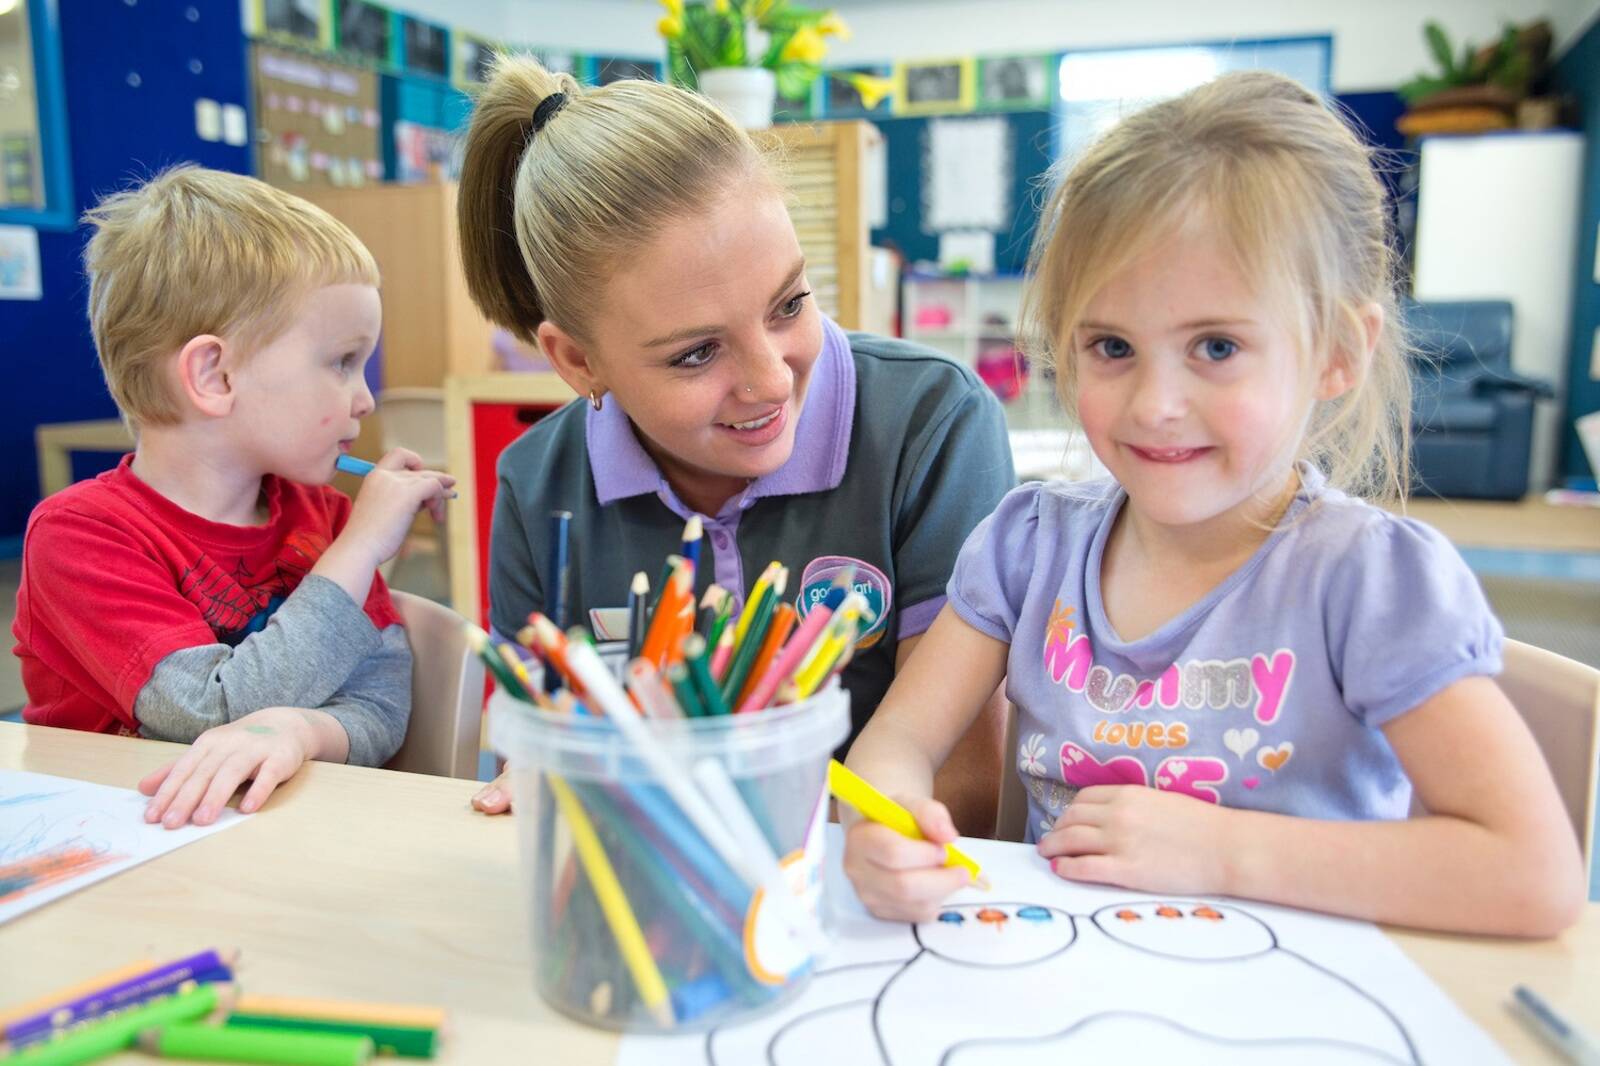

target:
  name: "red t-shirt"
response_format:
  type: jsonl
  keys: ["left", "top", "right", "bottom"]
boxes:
{"left": 13, "top": 455, "right": 401, "bottom": 735}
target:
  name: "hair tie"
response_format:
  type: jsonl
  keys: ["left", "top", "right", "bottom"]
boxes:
{"left": 530, "top": 92, "right": 568, "bottom": 135}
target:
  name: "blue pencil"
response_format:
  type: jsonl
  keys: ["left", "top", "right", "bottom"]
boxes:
{"left": 334, "top": 454, "right": 375, "bottom": 477}
{"left": 680, "top": 514, "right": 703, "bottom": 573}
{"left": 547, "top": 510, "right": 573, "bottom": 692}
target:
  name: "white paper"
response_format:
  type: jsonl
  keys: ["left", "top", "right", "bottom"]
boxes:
{"left": 194, "top": 97, "right": 222, "bottom": 142}
{"left": 619, "top": 828, "right": 1507, "bottom": 1065}
{"left": 221, "top": 104, "right": 249, "bottom": 147}
{"left": 0, "top": 224, "right": 42, "bottom": 301}
{"left": 923, "top": 117, "right": 1011, "bottom": 233}
{"left": 0, "top": 770, "right": 243, "bottom": 925}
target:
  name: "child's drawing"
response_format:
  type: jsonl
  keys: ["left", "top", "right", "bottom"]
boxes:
{"left": 0, "top": 770, "right": 242, "bottom": 925}
{"left": 619, "top": 832, "right": 1508, "bottom": 1066}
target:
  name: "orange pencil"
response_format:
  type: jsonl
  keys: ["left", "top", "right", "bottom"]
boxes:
{"left": 641, "top": 561, "right": 693, "bottom": 668}
{"left": 735, "top": 603, "right": 796, "bottom": 710}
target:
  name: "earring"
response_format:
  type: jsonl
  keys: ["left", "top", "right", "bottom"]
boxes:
{"left": 744, "top": 386, "right": 753, "bottom": 393}
{"left": 588, "top": 389, "right": 604, "bottom": 412}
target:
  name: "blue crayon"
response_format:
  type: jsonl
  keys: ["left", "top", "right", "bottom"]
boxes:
{"left": 335, "top": 453, "right": 375, "bottom": 476}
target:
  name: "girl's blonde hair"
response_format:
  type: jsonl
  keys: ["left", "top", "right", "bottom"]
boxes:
{"left": 1021, "top": 70, "right": 1411, "bottom": 501}
{"left": 458, "top": 55, "right": 777, "bottom": 345}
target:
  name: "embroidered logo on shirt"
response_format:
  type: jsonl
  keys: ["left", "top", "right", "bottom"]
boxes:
{"left": 796, "top": 555, "right": 891, "bottom": 650}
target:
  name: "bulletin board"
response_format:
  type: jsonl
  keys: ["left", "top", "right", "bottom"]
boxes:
{"left": 251, "top": 43, "right": 382, "bottom": 190}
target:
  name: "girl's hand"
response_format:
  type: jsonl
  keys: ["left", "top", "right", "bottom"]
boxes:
{"left": 472, "top": 769, "right": 513, "bottom": 814}
{"left": 1037, "top": 785, "right": 1231, "bottom": 895}
{"left": 841, "top": 797, "right": 972, "bottom": 922}
{"left": 137, "top": 707, "right": 320, "bottom": 829}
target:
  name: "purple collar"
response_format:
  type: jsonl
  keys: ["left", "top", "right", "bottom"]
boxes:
{"left": 586, "top": 315, "right": 856, "bottom": 518}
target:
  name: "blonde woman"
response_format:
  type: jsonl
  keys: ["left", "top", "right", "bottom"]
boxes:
{"left": 456, "top": 57, "right": 1015, "bottom": 830}
{"left": 842, "top": 72, "right": 1584, "bottom": 936}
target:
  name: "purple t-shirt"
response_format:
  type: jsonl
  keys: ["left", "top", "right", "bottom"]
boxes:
{"left": 948, "top": 466, "right": 1503, "bottom": 841}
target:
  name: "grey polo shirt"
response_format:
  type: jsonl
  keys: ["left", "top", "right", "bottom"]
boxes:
{"left": 488, "top": 315, "right": 1014, "bottom": 740}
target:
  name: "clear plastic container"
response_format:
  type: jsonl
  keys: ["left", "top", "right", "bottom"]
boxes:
{"left": 489, "top": 684, "right": 849, "bottom": 1033}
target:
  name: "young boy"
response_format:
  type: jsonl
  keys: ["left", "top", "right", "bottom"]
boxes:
{"left": 12, "top": 166, "right": 452, "bottom": 828}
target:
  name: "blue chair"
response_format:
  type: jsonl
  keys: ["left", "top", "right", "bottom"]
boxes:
{"left": 1405, "top": 299, "right": 1554, "bottom": 500}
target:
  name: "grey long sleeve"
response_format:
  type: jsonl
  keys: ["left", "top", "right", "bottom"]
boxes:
{"left": 134, "top": 574, "right": 413, "bottom": 766}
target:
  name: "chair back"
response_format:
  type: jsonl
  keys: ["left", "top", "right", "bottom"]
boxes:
{"left": 377, "top": 388, "right": 447, "bottom": 469}
{"left": 1498, "top": 639, "right": 1600, "bottom": 874}
{"left": 385, "top": 590, "right": 485, "bottom": 779}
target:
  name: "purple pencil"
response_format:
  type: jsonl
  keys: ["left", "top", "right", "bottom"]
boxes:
{"left": 3, "top": 948, "right": 236, "bottom": 1048}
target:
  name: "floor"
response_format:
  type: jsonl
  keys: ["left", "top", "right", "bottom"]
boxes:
{"left": 2, "top": 498, "right": 1596, "bottom": 892}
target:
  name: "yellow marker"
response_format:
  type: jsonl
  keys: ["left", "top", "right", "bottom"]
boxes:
{"left": 546, "top": 776, "right": 675, "bottom": 1028}
{"left": 828, "top": 760, "right": 988, "bottom": 888}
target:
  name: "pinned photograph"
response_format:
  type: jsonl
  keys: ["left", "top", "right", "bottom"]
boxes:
{"left": 979, "top": 55, "right": 1051, "bottom": 110}
{"left": 894, "top": 58, "right": 975, "bottom": 115}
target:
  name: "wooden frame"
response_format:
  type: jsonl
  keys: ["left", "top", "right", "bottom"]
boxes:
{"left": 445, "top": 373, "right": 577, "bottom": 626}
{"left": 755, "top": 120, "right": 879, "bottom": 332}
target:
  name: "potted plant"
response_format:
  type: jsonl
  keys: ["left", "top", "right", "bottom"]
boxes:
{"left": 1397, "top": 19, "right": 1553, "bottom": 136}
{"left": 657, "top": 0, "right": 891, "bottom": 127}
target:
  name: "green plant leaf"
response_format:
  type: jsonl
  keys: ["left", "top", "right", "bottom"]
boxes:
{"left": 1424, "top": 21, "right": 1456, "bottom": 77}
{"left": 1397, "top": 74, "right": 1451, "bottom": 104}
{"left": 773, "top": 60, "right": 820, "bottom": 98}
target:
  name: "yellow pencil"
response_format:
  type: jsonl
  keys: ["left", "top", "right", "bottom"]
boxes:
{"left": 828, "top": 760, "right": 989, "bottom": 888}
{"left": 546, "top": 776, "right": 675, "bottom": 1028}
{"left": 228, "top": 996, "right": 445, "bottom": 1030}
{"left": 732, "top": 561, "right": 781, "bottom": 651}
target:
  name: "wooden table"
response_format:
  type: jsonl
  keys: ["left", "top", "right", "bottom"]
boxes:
{"left": 2, "top": 723, "right": 1596, "bottom": 1063}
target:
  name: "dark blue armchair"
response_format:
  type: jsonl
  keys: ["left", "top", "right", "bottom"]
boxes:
{"left": 1405, "top": 299, "right": 1554, "bottom": 500}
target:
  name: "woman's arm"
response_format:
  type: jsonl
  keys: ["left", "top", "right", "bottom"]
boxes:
{"left": 1042, "top": 676, "right": 1587, "bottom": 936}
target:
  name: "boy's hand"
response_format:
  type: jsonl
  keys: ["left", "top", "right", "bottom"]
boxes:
{"left": 315, "top": 448, "right": 455, "bottom": 604}
{"left": 841, "top": 796, "right": 971, "bottom": 922}
{"left": 138, "top": 707, "right": 324, "bottom": 829}
{"left": 1037, "top": 785, "right": 1230, "bottom": 894}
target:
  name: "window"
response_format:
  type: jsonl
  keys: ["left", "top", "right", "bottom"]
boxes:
{"left": 1055, "top": 37, "right": 1332, "bottom": 162}
{"left": 0, "top": 0, "right": 70, "bottom": 228}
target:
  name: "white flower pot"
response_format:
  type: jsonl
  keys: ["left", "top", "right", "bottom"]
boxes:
{"left": 698, "top": 66, "right": 777, "bottom": 130}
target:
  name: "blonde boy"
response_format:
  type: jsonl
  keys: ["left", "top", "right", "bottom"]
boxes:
{"left": 12, "top": 166, "right": 452, "bottom": 827}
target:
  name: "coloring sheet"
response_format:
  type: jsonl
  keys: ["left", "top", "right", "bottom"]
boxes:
{"left": 619, "top": 827, "right": 1508, "bottom": 1065}
{"left": 0, "top": 770, "right": 243, "bottom": 925}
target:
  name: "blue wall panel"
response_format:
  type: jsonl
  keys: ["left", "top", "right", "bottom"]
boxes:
{"left": 0, "top": 0, "right": 252, "bottom": 538}
{"left": 1553, "top": 17, "right": 1600, "bottom": 481}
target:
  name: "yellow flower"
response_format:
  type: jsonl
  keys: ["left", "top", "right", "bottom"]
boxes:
{"left": 753, "top": 0, "right": 778, "bottom": 16}
{"left": 780, "top": 25, "right": 827, "bottom": 64}
{"left": 713, "top": 0, "right": 729, "bottom": 13}
{"left": 658, "top": 0, "right": 682, "bottom": 15}
{"left": 657, "top": 14, "right": 683, "bottom": 38}
{"left": 817, "top": 12, "right": 851, "bottom": 40}
{"left": 845, "top": 72, "right": 893, "bottom": 109}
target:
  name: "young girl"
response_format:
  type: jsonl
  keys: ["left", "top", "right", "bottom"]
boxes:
{"left": 842, "top": 71, "right": 1585, "bottom": 937}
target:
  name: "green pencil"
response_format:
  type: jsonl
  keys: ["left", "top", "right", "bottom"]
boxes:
{"left": 666, "top": 661, "right": 706, "bottom": 718}
{"left": 720, "top": 569, "right": 785, "bottom": 706}
{"left": 2, "top": 984, "right": 224, "bottom": 1066}
{"left": 140, "top": 1023, "right": 374, "bottom": 1065}
{"left": 223, "top": 1015, "right": 436, "bottom": 1059}
{"left": 681, "top": 634, "right": 730, "bottom": 716}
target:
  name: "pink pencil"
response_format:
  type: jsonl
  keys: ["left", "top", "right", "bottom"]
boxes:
{"left": 707, "top": 624, "right": 736, "bottom": 681}
{"left": 738, "top": 571, "right": 853, "bottom": 712}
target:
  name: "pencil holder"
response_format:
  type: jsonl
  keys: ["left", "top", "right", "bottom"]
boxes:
{"left": 489, "top": 685, "right": 849, "bottom": 1033}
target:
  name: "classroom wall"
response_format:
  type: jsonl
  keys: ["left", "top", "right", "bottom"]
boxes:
{"left": 0, "top": 1, "right": 251, "bottom": 543}
{"left": 824, "top": 0, "right": 1585, "bottom": 93}
{"left": 1552, "top": 9, "right": 1600, "bottom": 480}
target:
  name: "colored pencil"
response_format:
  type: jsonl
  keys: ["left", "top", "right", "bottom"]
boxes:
{"left": 546, "top": 510, "right": 572, "bottom": 630}
{"left": 547, "top": 775, "right": 675, "bottom": 1027}
{"left": 739, "top": 575, "right": 852, "bottom": 713}
{"left": 464, "top": 626, "right": 534, "bottom": 702}
{"left": 140, "top": 1024, "right": 374, "bottom": 1065}
{"left": 334, "top": 454, "right": 376, "bottom": 477}
{"left": 1, "top": 983, "right": 227, "bottom": 1066}
{"left": 227, "top": 998, "right": 445, "bottom": 1031}
{"left": 704, "top": 591, "right": 735, "bottom": 656}
{"left": 680, "top": 514, "right": 703, "bottom": 572}
{"left": 707, "top": 624, "right": 735, "bottom": 682}
{"left": 519, "top": 618, "right": 582, "bottom": 698}
{"left": 720, "top": 569, "right": 785, "bottom": 706}
{"left": 625, "top": 658, "right": 682, "bottom": 719}
{"left": 793, "top": 599, "right": 864, "bottom": 700}
{"left": 625, "top": 571, "right": 650, "bottom": 661}
{"left": 732, "top": 562, "right": 781, "bottom": 651}
{"left": 827, "top": 760, "right": 987, "bottom": 887}
{"left": 222, "top": 1015, "right": 436, "bottom": 1059}
{"left": 682, "top": 634, "right": 730, "bottom": 717}
{"left": 0, "top": 960, "right": 157, "bottom": 1029}
{"left": 4, "top": 950, "right": 235, "bottom": 1048}
{"left": 734, "top": 603, "right": 795, "bottom": 711}
{"left": 639, "top": 560, "right": 691, "bottom": 669}
{"left": 666, "top": 662, "right": 706, "bottom": 718}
